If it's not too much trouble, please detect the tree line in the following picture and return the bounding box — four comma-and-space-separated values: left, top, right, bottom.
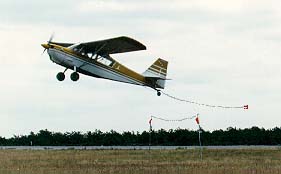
0, 127, 280, 146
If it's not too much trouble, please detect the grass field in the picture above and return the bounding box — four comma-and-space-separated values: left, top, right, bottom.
0, 148, 280, 174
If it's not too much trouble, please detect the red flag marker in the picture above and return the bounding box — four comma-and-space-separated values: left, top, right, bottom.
149, 118, 152, 125
195, 117, 199, 125
244, 105, 249, 110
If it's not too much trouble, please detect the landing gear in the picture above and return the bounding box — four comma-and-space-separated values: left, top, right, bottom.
70, 72, 79, 81
55, 67, 80, 82
157, 90, 161, 96
56, 72, 65, 81
56, 68, 67, 81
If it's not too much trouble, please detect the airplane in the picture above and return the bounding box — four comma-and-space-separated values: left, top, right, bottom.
41, 36, 168, 96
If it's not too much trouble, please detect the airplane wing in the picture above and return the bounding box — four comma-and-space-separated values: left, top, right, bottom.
73, 36, 146, 55
49, 42, 74, 47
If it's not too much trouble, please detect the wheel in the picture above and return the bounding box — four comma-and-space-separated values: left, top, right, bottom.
157, 91, 161, 96
70, 72, 79, 81
56, 72, 65, 81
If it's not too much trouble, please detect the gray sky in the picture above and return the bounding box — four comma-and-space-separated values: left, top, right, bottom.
0, 0, 280, 137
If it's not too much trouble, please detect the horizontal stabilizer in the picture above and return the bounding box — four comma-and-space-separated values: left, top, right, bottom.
145, 76, 170, 81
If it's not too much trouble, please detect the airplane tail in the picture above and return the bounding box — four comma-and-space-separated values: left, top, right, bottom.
142, 58, 168, 89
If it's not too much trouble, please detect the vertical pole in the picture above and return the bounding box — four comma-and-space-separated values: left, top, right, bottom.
149, 116, 152, 151
198, 125, 203, 160
195, 113, 202, 160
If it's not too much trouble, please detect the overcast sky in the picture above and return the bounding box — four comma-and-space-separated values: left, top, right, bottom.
0, 0, 280, 137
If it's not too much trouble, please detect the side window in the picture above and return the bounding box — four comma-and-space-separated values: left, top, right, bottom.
97, 58, 114, 67
87, 53, 93, 58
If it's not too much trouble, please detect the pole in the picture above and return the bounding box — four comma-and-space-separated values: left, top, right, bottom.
198, 125, 203, 160
149, 116, 152, 151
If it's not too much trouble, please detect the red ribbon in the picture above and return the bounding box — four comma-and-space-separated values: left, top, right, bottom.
195, 117, 199, 124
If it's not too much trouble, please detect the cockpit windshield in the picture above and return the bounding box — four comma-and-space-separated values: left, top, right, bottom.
68, 43, 80, 51
68, 43, 89, 57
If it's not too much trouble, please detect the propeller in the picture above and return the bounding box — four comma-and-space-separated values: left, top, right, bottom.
42, 33, 55, 54
48, 32, 55, 44
42, 48, 47, 55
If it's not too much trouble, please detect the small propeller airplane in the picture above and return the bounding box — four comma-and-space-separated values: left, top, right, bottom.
41, 36, 168, 96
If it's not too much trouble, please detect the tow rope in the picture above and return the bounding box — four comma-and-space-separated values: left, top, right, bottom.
161, 91, 248, 110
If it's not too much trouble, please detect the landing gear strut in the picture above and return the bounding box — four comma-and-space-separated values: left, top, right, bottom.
157, 90, 161, 96
70, 66, 79, 81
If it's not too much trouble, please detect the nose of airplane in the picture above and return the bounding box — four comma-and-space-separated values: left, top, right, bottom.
41, 43, 49, 49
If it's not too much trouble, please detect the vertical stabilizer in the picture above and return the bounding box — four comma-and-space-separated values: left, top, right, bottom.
143, 58, 168, 89
143, 58, 168, 78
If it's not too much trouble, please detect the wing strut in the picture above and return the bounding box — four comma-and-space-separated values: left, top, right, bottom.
94, 43, 107, 56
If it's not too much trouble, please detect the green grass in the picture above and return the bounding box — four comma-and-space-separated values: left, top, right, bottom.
0, 148, 280, 174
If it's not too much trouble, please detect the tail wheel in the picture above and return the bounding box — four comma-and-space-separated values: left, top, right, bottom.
56, 72, 65, 81
157, 91, 161, 96
70, 72, 79, 81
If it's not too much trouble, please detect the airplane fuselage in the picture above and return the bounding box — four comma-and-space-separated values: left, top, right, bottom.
46, 44, 148, 87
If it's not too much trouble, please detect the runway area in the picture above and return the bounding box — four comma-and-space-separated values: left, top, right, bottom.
0, 145, 280, 150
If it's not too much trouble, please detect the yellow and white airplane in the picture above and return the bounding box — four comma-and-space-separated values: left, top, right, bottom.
41, 36, 168, 96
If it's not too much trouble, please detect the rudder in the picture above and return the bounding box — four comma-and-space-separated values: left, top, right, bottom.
143, 58, 168, 89
143, 58, 168, 79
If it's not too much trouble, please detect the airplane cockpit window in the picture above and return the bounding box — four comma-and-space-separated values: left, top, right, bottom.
68, 44, 91, 58
72, 48, 78, 52
87, 53, 93, 58
97, 57, 114, 67
68, 43, 114, 67
68, 43, 80, 50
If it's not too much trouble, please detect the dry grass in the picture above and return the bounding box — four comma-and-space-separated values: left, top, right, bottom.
0, 148, 280, 174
